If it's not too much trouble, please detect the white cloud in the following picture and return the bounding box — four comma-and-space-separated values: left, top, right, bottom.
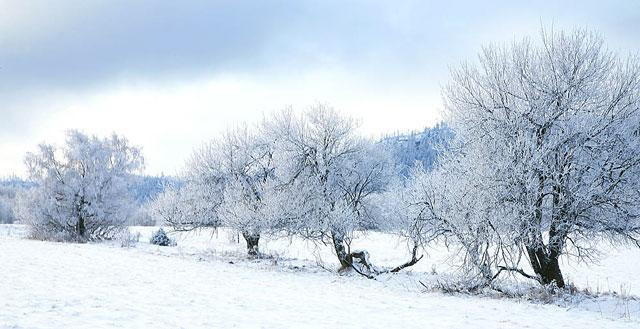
1, 69, 442, 176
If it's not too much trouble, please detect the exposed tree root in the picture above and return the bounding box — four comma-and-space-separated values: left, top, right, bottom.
332, 233, 423, 279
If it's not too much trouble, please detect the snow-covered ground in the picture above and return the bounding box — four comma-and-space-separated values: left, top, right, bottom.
1, 224, 639, 328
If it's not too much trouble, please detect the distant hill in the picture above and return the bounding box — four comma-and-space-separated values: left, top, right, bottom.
379, 123, 454, 175
130, 175, 180, 204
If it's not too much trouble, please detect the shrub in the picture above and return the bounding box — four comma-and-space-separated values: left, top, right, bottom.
119, 229, 141, 248
150, 228, 174, 246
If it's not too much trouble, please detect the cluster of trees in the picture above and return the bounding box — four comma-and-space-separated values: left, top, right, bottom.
152, 107, 399, 271
151, 29, 640, 286
14, 28, 640, 288
0, 191, 16, 224
0, 177, 34, 223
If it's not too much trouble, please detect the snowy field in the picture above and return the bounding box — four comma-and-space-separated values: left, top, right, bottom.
1, 224, 640, 329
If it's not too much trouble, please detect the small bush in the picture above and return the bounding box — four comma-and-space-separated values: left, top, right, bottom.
119, 229, 141, 248
150, 228, 174, 246
30, 228, 78, 243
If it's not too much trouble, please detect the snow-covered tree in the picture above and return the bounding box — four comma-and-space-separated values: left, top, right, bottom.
270, 106, 396, 271
149, 181, 222, 232
185, 124, 280, 255
442, 28, 640, 287
20, 130, 144, 241
384, 140, 524, 287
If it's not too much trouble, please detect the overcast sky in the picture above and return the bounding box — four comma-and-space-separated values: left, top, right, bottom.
1, 0, 639, 177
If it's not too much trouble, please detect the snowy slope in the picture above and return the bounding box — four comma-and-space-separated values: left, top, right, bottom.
1, 225, 639, 329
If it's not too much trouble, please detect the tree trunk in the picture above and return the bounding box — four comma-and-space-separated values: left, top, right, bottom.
331, 231, 376, 278
77, 217, 86, 238
542, 256, 565, 287
75, 195, 86, 239
526, 246, 565, 288
527, 173, 566, 288
331, 231, 351, 269
242, 232, 260, 256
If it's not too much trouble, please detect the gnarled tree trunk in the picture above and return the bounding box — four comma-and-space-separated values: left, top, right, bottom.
242, 231, 260, 256
526, 175, 566, 288
526, 245, 565, 288
331, 231, 351, 268
330, 231, 375, 278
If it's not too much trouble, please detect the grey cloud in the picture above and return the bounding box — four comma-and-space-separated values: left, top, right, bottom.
2, 1, 638, 91
1, 0, 638, 138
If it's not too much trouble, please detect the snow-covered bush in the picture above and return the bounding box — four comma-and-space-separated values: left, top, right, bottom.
19, 130, 144, 242
119, 229, 141, 248
150, 228, 174, 246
